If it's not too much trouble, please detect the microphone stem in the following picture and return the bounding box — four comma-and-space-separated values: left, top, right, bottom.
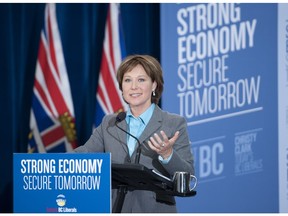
115, 121, 141, 164
135, 147, 141, 164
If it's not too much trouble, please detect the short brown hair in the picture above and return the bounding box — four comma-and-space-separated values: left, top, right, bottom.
117, 55, 164, 104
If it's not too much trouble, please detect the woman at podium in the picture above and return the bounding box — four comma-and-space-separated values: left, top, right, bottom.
74, 54, 195, 213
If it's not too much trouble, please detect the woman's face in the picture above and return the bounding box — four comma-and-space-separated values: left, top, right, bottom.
122, 64, 157, 113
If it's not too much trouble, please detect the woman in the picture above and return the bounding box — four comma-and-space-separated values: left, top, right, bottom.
75, 54, 194, 213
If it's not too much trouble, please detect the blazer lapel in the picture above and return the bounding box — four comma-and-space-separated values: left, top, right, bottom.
139, 105, 162, 144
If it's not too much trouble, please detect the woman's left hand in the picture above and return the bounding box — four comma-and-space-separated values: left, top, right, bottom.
148, 130, 179, 159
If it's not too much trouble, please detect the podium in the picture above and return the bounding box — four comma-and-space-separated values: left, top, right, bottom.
112, 163, 196, 213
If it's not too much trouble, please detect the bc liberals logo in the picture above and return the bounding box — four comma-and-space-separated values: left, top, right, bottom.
46, 194, 77, 213
56, 194, 66, 207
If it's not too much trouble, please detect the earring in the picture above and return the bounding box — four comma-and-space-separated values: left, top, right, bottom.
152, 91, 156, 97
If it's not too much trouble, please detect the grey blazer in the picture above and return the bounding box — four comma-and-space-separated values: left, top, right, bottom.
75, 105, 194, 213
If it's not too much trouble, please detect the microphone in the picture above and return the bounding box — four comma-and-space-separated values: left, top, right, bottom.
115, 112, 142, 164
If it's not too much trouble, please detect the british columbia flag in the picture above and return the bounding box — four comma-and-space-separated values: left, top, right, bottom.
94, 3, 127, 126
28, 3, 77, 153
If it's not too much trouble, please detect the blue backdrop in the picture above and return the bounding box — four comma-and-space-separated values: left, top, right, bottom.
161, 3, 287, 213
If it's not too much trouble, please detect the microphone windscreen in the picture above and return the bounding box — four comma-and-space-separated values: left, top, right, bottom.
116, 112, 126, 122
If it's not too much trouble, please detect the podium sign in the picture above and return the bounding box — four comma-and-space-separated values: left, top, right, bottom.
13, 153, 111, 213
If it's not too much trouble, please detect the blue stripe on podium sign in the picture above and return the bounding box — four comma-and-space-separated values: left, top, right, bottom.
13, 153, 111, 213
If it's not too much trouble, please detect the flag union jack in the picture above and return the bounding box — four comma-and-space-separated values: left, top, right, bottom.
95, 3, 127, 127
28, 3, 77, 153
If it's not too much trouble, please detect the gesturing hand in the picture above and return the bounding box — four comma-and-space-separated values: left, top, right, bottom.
148, 130, 180, 159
